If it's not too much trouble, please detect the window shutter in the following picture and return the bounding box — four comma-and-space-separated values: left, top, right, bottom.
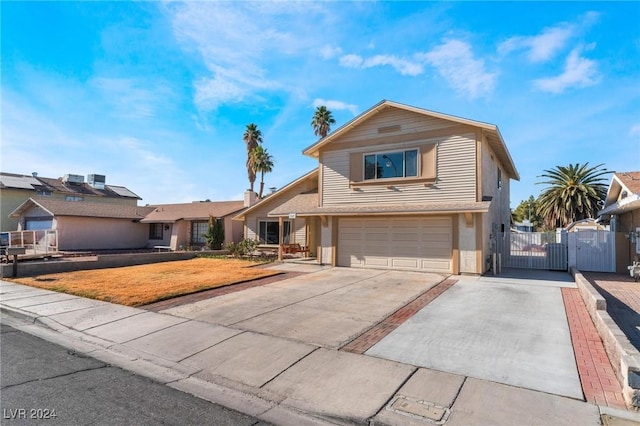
420, 144, 437, 179
350, 152, 363, 182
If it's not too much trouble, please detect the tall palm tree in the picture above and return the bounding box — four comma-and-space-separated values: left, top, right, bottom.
250, 146, 274, 199
536, 163, 610, 228
243, 123, 263, 192
311, 106, 335, 138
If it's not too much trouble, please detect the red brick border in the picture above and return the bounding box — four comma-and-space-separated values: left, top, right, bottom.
341, 278, 457, 354
562, 287, 626, 408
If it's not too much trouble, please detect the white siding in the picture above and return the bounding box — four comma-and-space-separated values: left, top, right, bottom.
322, 134, 477, 206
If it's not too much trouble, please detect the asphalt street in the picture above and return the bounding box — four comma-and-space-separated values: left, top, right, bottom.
0, 323, 268, 426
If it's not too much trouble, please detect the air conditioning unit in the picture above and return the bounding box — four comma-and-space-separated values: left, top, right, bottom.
88, 174, 106, 189
62, 174, 84, 184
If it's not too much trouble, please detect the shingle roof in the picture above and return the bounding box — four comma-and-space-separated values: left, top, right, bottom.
0, 172, 141, 200
615, 172, 640, 194
140, 201, 245, 223
269, 197, 491, 217
9, 198, 154, 220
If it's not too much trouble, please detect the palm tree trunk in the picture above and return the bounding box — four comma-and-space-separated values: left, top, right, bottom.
258, 171, 265, 199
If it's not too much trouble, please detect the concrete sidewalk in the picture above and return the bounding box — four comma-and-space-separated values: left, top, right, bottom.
0, 278, 634, 426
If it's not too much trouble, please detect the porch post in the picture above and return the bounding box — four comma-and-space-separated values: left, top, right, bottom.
278, 216, 284, 261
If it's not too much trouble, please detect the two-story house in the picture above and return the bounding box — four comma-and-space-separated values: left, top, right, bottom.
235, 100, 519, 275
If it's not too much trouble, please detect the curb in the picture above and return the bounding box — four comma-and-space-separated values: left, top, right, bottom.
0, 302, 345, 426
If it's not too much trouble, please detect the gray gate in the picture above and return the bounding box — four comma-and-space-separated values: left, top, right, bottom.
497, 232, 568, 271
569, 230, 616, 273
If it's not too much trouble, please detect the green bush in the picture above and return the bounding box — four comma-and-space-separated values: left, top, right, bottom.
203, 217, 225, 250
225, 238, 259, 258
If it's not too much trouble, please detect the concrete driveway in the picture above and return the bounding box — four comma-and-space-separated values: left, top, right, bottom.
366, 269, 583, 399
162, 266, 445, 348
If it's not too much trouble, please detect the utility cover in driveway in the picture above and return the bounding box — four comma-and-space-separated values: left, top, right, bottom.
366, 277, 583, 399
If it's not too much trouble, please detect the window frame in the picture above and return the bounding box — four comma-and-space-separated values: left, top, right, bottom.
362, 148, 419, 181
190, 221, 209, 245
149, 223, 163, 240
65, 195, 84, 202
258, 220, 291, 245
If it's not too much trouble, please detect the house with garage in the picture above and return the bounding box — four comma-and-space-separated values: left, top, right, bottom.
140, 201, 245, 251
598, 171, 640, 273
9, 197, 154, 251
0, 172, 140, 232
235, 100, 519, 274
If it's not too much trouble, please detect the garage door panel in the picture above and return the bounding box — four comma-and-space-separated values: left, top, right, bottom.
338, 216, 452, 273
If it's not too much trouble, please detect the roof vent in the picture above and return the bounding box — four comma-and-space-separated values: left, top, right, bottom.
32, 172, 38, 177
88, 174, 106, 189
62, 174, 84, 184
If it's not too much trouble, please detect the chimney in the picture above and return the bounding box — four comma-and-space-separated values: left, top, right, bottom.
244, 190, 257, 207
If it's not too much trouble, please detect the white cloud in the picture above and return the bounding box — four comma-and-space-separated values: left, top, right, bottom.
339, 53, 423, 76
498, 12, 600, 63
418, 40, 496, 99
312, 98, 358, 115
339, 54, 364, 68
499, 26, 573, 63
534, 47, 599, 93
630, 124, 640, 136
91, 77, 168, 119
164, 2, 332, 111
320, 44, 343, 59
194, 76, 245, 110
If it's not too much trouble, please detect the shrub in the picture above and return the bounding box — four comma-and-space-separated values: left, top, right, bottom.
225, 238, 259, 258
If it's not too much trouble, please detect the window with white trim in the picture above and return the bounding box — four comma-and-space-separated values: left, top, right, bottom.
364, 149, 418, 180
258, 220, 291, 244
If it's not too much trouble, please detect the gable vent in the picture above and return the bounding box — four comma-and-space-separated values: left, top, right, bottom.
378, 125, 401, 134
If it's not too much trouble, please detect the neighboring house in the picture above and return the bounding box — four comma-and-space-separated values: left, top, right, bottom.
235, 100, 519, 274
140, 201, 245, 250
0, 172, 140, 232
9, 198, 154, 250
565, 218, 607, 232
598, 171, 640, 273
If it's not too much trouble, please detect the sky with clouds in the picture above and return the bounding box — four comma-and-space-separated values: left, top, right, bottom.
2, 1, 639, 208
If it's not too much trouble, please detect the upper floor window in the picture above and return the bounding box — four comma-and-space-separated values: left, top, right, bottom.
65, 195, 84, 201
497, 168, 502, 190
36, 190, 52, 196
363, 149, 418, 180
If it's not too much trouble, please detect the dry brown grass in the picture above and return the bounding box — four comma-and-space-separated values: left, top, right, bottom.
8, 258, 279, 306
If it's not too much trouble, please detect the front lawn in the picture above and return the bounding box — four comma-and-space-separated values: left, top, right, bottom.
8, 258, 279, 306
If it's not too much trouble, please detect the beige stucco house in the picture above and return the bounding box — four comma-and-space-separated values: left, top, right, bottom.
140, 201, 245, 251
0, 172, 140, 232
235, 100, 519, 275
599, 171, 640, 273
10, 198, 154, 250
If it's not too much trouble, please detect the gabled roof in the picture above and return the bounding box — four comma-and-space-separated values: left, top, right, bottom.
232, 168, 319, 221
302, 99, 519, 181
0, 172, 141, 200
599, 171, 640, 218
140, 201, 245, 223
9, 198, 154, 220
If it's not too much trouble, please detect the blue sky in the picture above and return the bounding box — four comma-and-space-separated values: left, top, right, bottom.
2, 1, 639, 208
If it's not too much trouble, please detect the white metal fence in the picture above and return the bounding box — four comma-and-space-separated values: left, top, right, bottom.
497, 230, 616, 273
569, 230, 616, 273
497, 232, 568, 270
1, 230, 59, 256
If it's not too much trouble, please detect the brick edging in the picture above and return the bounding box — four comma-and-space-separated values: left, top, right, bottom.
572, 268, 640, 408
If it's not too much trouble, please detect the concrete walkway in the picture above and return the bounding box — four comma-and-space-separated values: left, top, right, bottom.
1, 267, 637, 425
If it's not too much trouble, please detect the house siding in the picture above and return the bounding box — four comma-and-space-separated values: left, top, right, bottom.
243, 178, 317, 244
321, 134, 477, 206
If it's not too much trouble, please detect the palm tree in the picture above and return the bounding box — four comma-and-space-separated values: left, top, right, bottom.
243, 123, 263, 192
311, 105, 335, 138
251, 146, 274, 199
536, 163, 610, 228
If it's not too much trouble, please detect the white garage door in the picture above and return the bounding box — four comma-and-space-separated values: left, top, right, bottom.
338, 216, 452, 273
